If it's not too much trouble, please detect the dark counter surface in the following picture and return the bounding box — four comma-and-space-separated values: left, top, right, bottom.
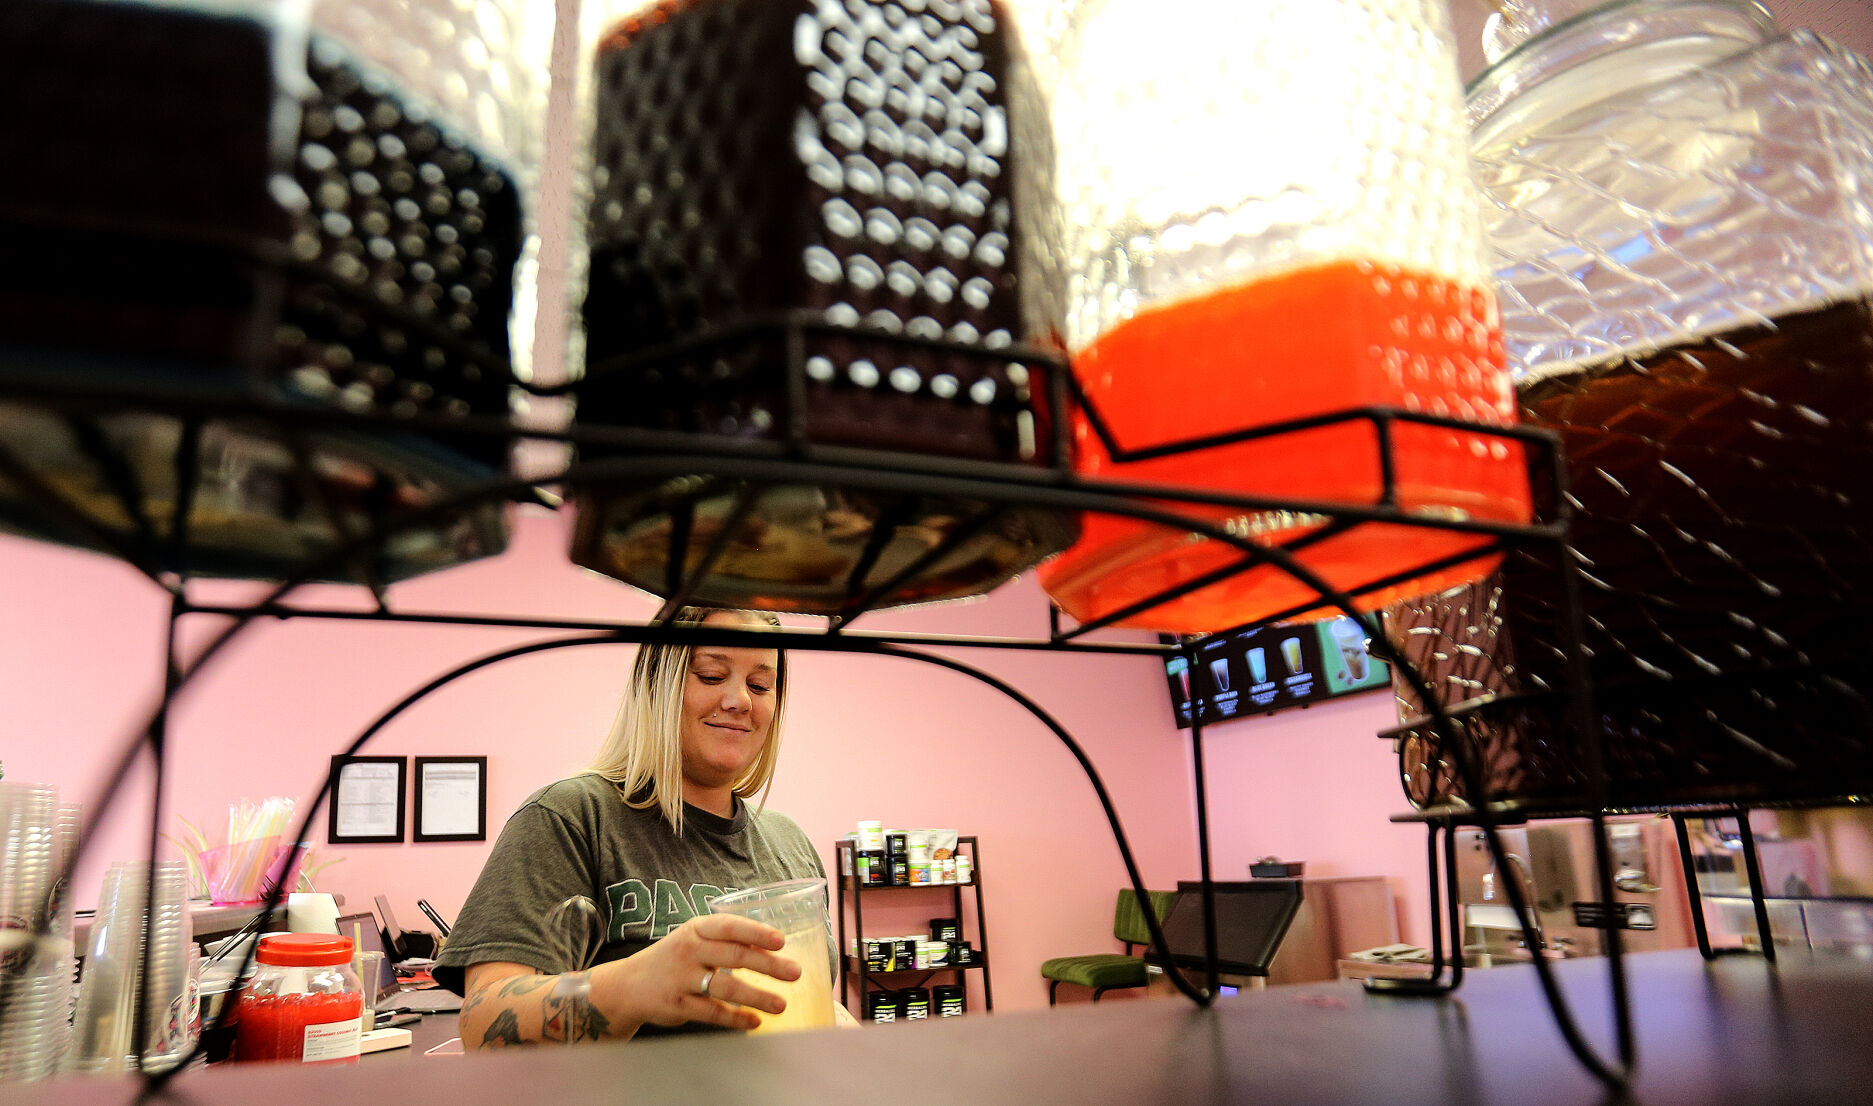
19, 949, 1872, 1105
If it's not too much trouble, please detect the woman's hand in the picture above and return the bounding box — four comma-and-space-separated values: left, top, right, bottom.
459, 915, 803, 1048
588, 913, 802, 1035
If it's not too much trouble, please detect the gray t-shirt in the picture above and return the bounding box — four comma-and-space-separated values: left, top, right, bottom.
433, 773, 827, 1031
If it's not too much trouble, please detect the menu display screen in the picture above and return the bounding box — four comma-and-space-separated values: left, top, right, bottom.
1163, 615, 1391, 728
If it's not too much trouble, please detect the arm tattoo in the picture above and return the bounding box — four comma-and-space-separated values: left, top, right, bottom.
470, 969, 611, 1047
481, 1008, 524, 1048
495, 974, 552, 1000
544, 971, 611, 1043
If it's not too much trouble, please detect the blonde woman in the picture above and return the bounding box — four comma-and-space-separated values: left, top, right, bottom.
436, 607, 838, 1047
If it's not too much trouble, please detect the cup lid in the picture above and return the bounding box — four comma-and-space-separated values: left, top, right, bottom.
256, 933, 355, 967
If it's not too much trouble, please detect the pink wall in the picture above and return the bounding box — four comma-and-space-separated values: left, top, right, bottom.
1196, 693, 1427, 947
0, 509, 1426, 1014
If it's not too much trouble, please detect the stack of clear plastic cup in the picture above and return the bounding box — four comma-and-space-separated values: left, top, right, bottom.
66, 863, 145, 1074
0, 936, 75, 1082
138, 862, 193, 1072
0, 782, 71, 1083
49, 806, 81, 940
0, 783, 58, 932
66, 861, 194, 1075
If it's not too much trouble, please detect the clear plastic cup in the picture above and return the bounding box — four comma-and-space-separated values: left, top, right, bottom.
68, 863, 147, 1074
140, 861, 193, 1072
707, 879, 835, 1035
356, 950, 384, 1035
65, 860, 194, 1074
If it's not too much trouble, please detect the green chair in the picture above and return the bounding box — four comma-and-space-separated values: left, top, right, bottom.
1041, 888, 1178, 1005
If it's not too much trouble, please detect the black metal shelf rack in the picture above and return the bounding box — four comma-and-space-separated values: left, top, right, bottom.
834, 837, 992, 1019
1, 313, 1633, 1090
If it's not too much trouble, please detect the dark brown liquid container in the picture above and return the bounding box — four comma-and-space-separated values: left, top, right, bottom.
0, 0, 530, 583
1391, 300, 1873, 808
568, 0, 1074, 615
1386, 3, 1873, 810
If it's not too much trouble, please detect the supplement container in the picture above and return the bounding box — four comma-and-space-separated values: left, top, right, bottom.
1388, 0, 1873, 809
914, 939, 950, 969
234, 933, 363, 1064
864, 990, 902, 1023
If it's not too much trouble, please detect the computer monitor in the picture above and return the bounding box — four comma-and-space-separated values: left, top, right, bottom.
337, 911, 399, 1001
1154, 880, 1305, 976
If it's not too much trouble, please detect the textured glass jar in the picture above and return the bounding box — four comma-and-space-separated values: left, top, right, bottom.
1388, 0, 1873, 809
564, 0, 1076, 615
0, 0, 550, 584
233, 934, 363, 1064
1028, 0, 1531, 633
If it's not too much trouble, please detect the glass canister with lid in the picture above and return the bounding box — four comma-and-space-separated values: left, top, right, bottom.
233, 933, 364, 1064
0, 0, 551, 584
1388, 0, 1873, 809
1027, 0, 1532, 633
564, 0, 1077, 616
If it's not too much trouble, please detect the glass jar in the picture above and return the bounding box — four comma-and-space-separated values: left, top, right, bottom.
234, 933, 363, 1064
0, 0, 550, 584
1028, 0, 1531, 632
1388, 0, 1873, 809
564, 0, 1076, 615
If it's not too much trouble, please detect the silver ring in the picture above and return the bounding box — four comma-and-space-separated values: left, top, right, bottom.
697, 968, 716, 997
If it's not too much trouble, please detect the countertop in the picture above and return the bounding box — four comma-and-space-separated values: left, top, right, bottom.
17, 949, 1873, 1105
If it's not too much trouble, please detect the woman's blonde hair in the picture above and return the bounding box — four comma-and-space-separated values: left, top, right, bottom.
585, 606, 787, 834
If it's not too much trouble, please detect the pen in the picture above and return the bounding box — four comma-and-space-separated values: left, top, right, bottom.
416, 898, 452, 937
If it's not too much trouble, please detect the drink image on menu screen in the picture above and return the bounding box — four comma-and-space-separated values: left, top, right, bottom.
1161, 615, 1390, 728
1329, 617, 1369, 681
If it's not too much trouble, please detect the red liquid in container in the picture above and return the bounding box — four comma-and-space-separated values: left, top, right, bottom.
1038, 259, 1532, 632
231, 933, 363, 1064
234, 991, 364, 1064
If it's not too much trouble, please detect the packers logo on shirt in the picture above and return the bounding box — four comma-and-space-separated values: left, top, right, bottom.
605, 878, 736, 941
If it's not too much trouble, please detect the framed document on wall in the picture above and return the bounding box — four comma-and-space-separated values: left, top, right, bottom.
328, 756, 407, 844
413, 756, 487, 842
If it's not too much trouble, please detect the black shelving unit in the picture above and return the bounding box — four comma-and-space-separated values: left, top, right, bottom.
834, 836, 992, 1020
2, 311, 1634, 1093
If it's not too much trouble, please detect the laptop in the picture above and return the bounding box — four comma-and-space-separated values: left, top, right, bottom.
1151, 880, 1305, 977
339, 908, 463, 1014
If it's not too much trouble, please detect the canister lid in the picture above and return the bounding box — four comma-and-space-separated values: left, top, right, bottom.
256, 933, 355, 967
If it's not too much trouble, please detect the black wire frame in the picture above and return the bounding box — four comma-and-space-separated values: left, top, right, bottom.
0, 315, 1630, 1091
